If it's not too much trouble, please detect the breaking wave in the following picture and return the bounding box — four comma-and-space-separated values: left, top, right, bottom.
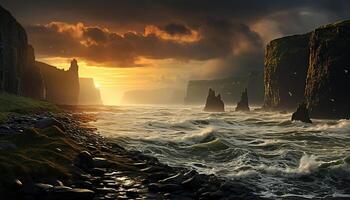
90, 105, 350, 199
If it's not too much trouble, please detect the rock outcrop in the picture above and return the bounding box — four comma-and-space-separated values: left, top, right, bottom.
305, 21, 350, 119
235, 88, 250, 111
263, 34, 310, 110
204, 88, 225, 112
291, 102, 312, 123
0, 6, 44, 98
263, 20, 350, 119
79, 78, 103, 105
185, 72, 264, 105
38, 60, 80, 105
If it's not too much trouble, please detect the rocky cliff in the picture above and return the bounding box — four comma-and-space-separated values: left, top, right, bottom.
264, 20, 350, 118
38, 60, 80, 105
263, 34, 310, 110
305, 20, 350, 118
0, 6, 44, 98
184, 72, 263, 105
79, 78, 103, 105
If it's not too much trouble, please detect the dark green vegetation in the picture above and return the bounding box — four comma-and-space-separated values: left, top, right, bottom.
0, 93, 57, 122
0, 126, 83, 191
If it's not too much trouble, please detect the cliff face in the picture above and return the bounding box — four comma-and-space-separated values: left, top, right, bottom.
79, 78, 103, 105
0, 6, 44, 98
305, 21, 350, 118
38, 60, 80, 105
184, 72, 263, 105
264, 20, 350, 118
263, 34, 310, 110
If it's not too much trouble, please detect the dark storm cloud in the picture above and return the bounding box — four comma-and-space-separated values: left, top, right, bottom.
1, 0, 350, 73
26, 19, 262, 67
162, 24, 191, 36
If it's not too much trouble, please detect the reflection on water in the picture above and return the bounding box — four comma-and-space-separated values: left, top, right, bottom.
87, 105, 350, 199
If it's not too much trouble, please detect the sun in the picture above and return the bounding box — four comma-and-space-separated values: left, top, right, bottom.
95, 82, 101, 88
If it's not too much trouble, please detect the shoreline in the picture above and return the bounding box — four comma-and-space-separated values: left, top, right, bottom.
0, 109, 265, 200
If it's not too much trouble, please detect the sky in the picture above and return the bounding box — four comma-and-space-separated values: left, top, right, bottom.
1, 0, 350, 104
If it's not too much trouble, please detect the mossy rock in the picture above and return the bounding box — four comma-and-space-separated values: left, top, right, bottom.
0, 126, 84, 191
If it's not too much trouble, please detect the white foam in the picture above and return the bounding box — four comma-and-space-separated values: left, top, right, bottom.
181, 127, 215, 144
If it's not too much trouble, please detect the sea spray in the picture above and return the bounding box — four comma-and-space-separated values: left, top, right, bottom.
89, 105, 350, 198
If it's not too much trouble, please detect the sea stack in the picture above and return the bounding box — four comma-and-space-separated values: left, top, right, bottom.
204, 88, 225, 112
291, 102, 312, 123
235, 88, 250, 111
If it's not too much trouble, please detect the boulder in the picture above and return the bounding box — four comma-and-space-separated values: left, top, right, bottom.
291, 102, 312, 123
203, 88, 225, 112
34, 118, 64, 130
235, 88, 250, 111
74, 151, 94, 170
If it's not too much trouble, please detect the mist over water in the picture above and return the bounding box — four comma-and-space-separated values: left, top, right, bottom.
88, 105, 350, 199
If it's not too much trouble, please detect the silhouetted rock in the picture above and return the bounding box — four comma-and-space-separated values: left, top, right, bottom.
38, 59, 80, 105
204, 88, 225, 112
263, 19, 350, 119
235, 88, 250, 111
263, 34, 310, 110
0, 6, 44, 98
184, 72, 264, 105
291, 102, 312, 123
305, 20, 350, 119
79, 78, 102, 105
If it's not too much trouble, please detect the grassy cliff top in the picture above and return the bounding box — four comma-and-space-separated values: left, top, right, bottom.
318, 19, 350, 30
0, 93, 58, 122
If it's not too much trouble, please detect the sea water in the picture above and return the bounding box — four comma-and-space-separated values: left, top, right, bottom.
87, 105, 350, 199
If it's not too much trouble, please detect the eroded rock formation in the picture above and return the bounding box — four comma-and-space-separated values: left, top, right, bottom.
185, 72, 264, 105
235, 88, 250, 112
79, 78, 103, 105
305, 21, 350, 119
204, 88, 225, 112
38, 60, 80, 105
291, 102, 312, 123
0, 6, 44, 98
264, 20, 350, 119
263, 34, 310, 110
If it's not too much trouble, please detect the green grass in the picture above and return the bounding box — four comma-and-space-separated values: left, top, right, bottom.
0, 93, 59, 122
0, 126, 84, 191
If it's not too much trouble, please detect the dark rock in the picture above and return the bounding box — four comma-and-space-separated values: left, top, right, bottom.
47, 187, 94, 200
235, 88, 250, 111
263, 34, 310, 110
0, 6, 44, 98
263, 19, 350, 119
184, 72, 264, 105
37, 59, 79, 105
34, 183, 54, 193
0, 141, 17, 150
291, 102, 312, 123
91, 168, 107, 176
203, 88, 225, 112
92, 157, 113, 168
74, 151, 94, 169
34, 118, 64, 130
305, 20, 350, 119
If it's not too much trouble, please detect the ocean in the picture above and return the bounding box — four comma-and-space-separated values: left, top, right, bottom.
87, 105, 350, 199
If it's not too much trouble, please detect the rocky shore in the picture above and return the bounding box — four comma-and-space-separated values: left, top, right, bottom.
0, 110, 264, 200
